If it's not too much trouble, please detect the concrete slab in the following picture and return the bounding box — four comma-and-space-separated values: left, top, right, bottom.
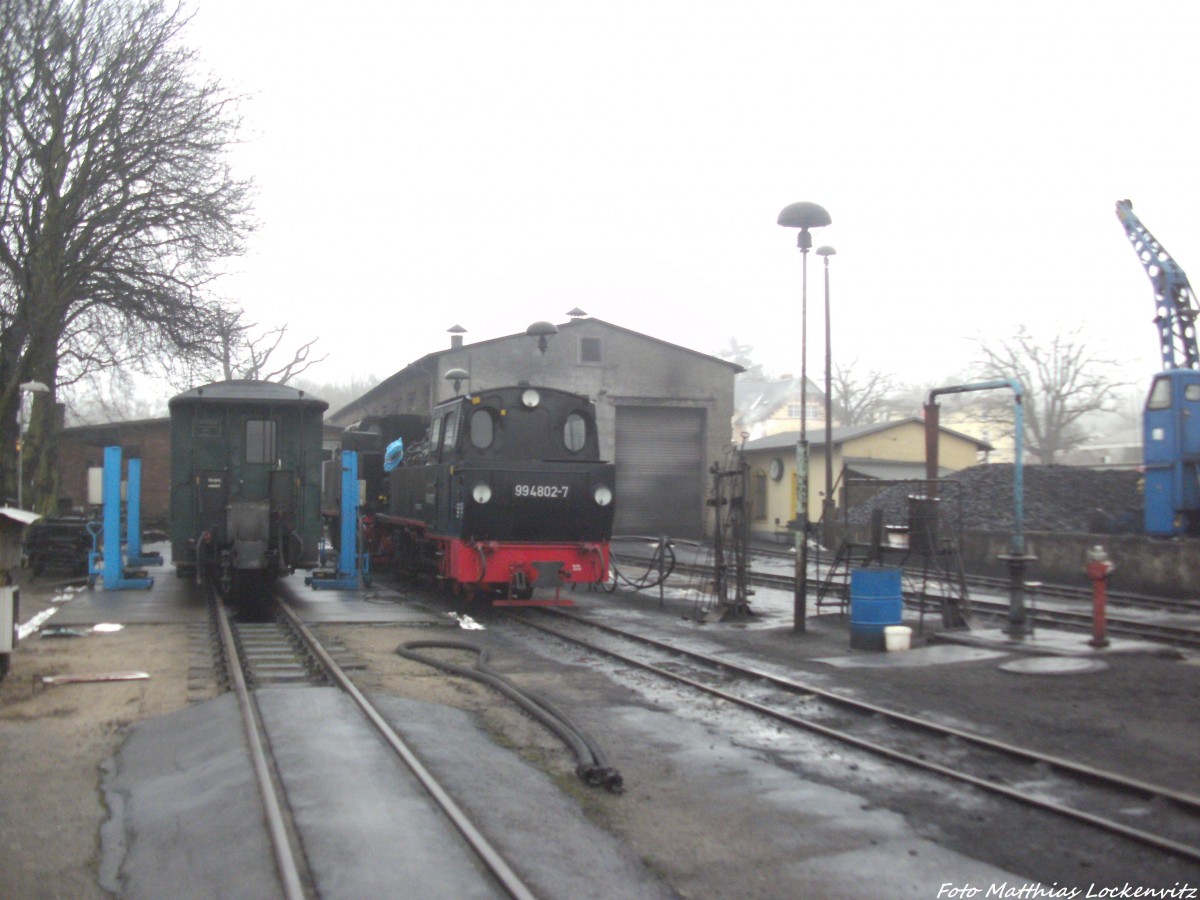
932, 627, 1177, 658
102, 687, 672, 900
43, 541, 445, 629
813, 644, 1008, 668
50, 544, 206, 626
277, 576, 446, 625
99, 693, 277, 898
256, 688, 502, 899
998, 657, 1109, 675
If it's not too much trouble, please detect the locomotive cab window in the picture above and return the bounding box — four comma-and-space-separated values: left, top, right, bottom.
441, 409, 460, 456
563, 412, 588, 452
245, 419, 276, 464
470, 408, 495, 449
429, 415, 443, 455
1147, 376, 1172, 411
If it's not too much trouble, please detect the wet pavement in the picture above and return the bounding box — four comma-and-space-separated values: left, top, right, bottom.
18, 541, 1200, 896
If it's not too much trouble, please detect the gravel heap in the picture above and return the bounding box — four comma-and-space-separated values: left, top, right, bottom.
845, 464, 1143, 534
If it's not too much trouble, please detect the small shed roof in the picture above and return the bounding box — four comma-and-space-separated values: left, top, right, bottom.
0, 508, 42, 527
741, 417, 993, 452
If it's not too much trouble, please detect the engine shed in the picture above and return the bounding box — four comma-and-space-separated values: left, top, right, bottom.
328, 316, 741, 539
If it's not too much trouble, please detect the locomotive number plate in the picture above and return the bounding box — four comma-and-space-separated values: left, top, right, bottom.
514, 484, 569, 499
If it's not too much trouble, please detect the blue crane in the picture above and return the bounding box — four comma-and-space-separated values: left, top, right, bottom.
1115, 200, 1200, 535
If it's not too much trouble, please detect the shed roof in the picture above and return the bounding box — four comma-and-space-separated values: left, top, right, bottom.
843, 458, 953, 480
330, 317, 743, 423
740, 417, 993, 452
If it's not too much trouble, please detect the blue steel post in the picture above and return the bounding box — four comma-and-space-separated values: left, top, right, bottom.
97, 446, 152, 590
339, 450, 358, 578
102, 446, 121, 586
306, 450, 364, 590
124, 458, 162, 568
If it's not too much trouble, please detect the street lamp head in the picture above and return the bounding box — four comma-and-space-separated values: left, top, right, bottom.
777, 202, 831, 251
526, 320, 558, 355
444, 367, 470, 396
815, 245, 836, 258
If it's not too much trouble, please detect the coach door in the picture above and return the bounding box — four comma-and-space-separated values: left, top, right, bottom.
197, 471, 230, 541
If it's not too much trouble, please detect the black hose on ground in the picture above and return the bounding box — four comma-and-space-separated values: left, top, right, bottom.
605, 538, 677, 593
394, 639, 624, 793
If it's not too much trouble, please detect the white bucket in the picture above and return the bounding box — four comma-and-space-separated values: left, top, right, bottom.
884, 625, 912, 652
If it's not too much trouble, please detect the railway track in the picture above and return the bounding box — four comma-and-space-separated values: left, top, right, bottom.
612, 548, 1200, 649
509, 606, 1200, 866
209, 588, 537, 900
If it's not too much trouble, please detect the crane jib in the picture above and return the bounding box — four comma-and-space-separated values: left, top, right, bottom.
1115, 199, 1200, 372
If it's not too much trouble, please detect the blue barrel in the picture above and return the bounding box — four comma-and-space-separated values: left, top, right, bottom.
849, 567, 903, 650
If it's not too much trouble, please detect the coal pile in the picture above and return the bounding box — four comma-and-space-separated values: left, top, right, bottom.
845, 465, 1143, 534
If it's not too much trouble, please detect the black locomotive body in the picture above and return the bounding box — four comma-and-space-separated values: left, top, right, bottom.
367, 385, 615, 600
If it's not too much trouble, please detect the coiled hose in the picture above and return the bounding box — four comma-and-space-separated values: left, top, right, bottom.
605, 538, 677, 593
395, 639, 624, 793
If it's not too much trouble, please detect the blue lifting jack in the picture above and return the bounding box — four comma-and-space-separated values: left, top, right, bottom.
306, 450, 370, 590
88, 446, 153, 590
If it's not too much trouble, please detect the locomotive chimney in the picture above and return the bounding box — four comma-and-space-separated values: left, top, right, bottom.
448, 323, 467, 349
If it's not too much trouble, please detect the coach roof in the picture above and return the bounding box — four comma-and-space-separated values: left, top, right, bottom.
168, 379, 328, 412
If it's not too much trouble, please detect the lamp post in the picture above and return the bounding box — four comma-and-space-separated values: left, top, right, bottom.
816, 245, 837, 548
777, 202, 831, 633
17, 380, 49, 510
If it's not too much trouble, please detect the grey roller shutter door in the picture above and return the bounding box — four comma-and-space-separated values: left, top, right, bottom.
614, 406, 705, 538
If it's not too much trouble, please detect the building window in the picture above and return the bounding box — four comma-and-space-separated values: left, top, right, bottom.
786, 402, 803, 418
245, 420, 276, 464
753, 472, 767, 520
579, 336, 603, 365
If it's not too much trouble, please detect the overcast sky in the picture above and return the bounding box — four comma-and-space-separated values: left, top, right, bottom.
185, 0, 1200, 394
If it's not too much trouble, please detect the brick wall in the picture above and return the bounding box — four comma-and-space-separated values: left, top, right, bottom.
56, 419, 171, 528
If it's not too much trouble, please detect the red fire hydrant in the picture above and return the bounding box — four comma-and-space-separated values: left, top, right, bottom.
1085, 545, 1114, 648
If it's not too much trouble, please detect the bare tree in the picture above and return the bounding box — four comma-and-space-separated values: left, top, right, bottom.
830, 359, 901, 426
163, 306, 327, 389
971, 326, 1126, 463
717, 336, 766, 379
0, 0, 252, 509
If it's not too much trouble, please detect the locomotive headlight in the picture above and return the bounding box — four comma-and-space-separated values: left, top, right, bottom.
521, 388, 540, 408
471, 483, 493, 504
593, 484, 613, 507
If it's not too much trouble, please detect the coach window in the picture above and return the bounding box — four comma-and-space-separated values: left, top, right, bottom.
563, 412, 587, 452
246, 419, 276, 464
470, 408, 495, 449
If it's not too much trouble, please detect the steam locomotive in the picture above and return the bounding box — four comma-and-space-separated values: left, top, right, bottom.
332, 384, 615, 601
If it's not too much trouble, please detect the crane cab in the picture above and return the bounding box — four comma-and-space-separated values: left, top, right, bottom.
1143, 369, 1200, 535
